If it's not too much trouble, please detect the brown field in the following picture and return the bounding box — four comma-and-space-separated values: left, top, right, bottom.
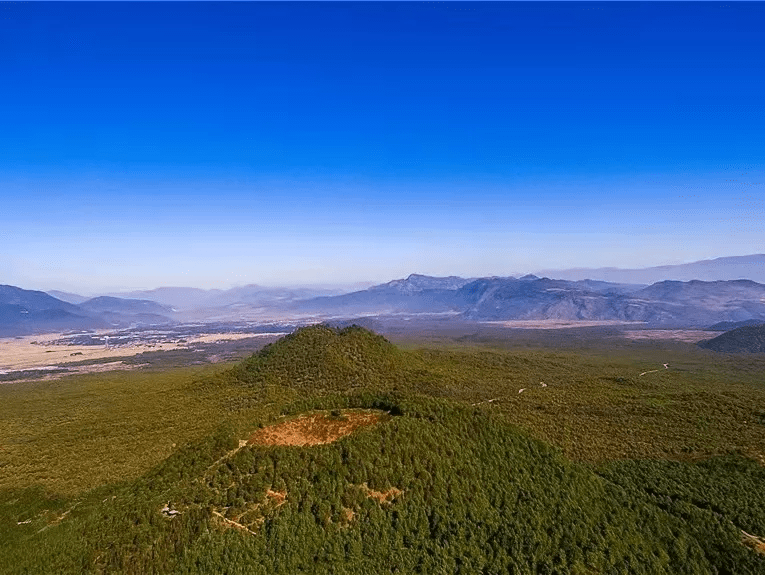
621, 329, 717, 343
0, 332, 278, 379
248, 409, 385, 447
482, 320, 645, 329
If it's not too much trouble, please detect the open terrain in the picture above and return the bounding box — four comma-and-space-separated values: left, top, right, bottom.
1, 325, 764, 573
0, 325, 290, 383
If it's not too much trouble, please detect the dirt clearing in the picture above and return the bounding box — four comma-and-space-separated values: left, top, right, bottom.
360, 483, 403, 503
742, 530, 765, 555
248, 409, 385, 447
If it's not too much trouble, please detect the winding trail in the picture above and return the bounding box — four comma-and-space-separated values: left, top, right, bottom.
202, 440, 248, 480
640, 364, 670, 377
212, 510, 256, 535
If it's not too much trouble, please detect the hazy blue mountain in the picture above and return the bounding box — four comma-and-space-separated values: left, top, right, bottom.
635, 279, 765, 301
699, 325, 765, 353
107, 287, 221, 310
296, 289, 460, 316
0, 287, 181, 335
454, 277, 664, 322
297, 276, 765, 327
368, 273, 474, 294
8, 270, 765, 335
571, 279, 646, 294
0, 285, 106, 336
47, 290, 90, 305
630, 280, 765, 325
112, 284, 353, 312
78, 296, 176, 327
460, 278, 765, 324
536, 254, 765, 284
209, 284, 348, 308
296, 274, 467, 315
458, 277, 601, 320
80, 296, 173, 316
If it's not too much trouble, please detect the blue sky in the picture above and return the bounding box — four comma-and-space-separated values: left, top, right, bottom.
1, 2, 763, 293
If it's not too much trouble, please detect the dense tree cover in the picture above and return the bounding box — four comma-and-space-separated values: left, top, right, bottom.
231, 325, 405, 392
3, 395, 764, 573
599, 456, 765, 575
2, 326, 764, 574
4, 325, 764, 496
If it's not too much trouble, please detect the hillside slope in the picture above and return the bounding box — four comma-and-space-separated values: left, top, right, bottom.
79, 296, 176, 326
7, 395, 761, 574
699, 325, 765, 353
232, 324, 403, 391
0, 285, 105, 336
2, 326, 764, 574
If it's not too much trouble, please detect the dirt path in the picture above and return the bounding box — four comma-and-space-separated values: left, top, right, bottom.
212, 510, 256, 535
202, 439, 249, 479
640, 362, 671, 377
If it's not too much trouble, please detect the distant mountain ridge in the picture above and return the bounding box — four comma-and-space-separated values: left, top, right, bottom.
47, 290, 90, 305
108, 284, 353, 311
297, 274, 468, 316
0, 285, 106, 336
369, 274, 474, 294
80, 296, 173, 316
707, 319, 765, 331
107, 287, 216, 309
78, 296, 176, 327
0, 286, 176, 336
297, 275, 765, 327
536, 254, 765, 284
2, 254, 764, 335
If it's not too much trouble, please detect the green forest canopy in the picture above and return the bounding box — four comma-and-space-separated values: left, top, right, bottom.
1, 325, 764, 574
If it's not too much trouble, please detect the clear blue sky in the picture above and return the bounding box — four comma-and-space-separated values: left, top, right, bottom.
1, 2, 763, 293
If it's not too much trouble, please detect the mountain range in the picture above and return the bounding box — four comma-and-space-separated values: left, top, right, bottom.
3, 255, 765, 336
536, 254, 765, 284
0, 286, 176, 336
295, 275, 765, 327
105, 284, 353, 312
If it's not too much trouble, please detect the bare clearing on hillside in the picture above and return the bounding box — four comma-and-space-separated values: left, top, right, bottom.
248, 410, 385, 447
360, 483, 403, 503
742, 530, 765, 555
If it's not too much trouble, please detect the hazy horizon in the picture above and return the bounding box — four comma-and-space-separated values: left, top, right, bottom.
3, 3, 763, 294
21, 252, 765, 298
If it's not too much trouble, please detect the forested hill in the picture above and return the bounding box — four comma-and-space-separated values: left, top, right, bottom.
700, 325, 765, 353
231, 324, 403, 391
2, 325, 764, 574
